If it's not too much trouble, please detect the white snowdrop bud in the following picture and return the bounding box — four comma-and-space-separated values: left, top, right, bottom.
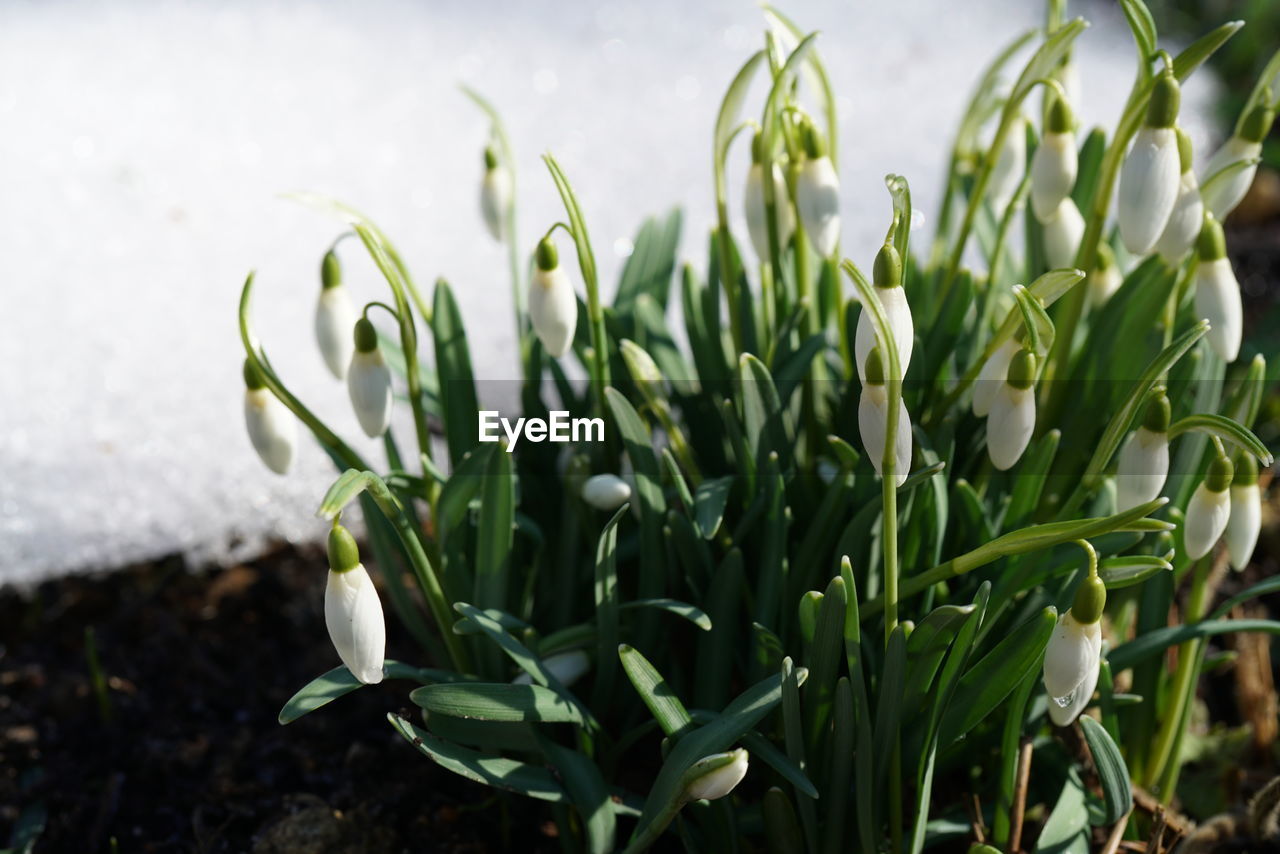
480, 147, 513, 242
1042, 197, 1085, 270
528, 237, 579, 358
1155, 130, 1204, 263
1043, 576, 1104, 727
513, 650, 591, 687
795, 120, 840, 257
1184, 450, 1234, 560
1201, 104, 1274, 220
347, 318, 394, 438
1226, 455, 1261, 571
743, 133, 795, 262
324, 523, 386, 685
987, 349, 1037, 471
315, 250, 357, 380
988, 113, 1027, 213
1086, 243, 1123, 308
1114, 391, 1171, 513
972, 337, 1019, 418
1030, 97, 1077, 222
854, 243, 914, 382
1194, 217, 1242, 363
1117, 72, 1182, 255
243, 360, 297, 475
857, 347, 912, 487
684, 748, 749, 802
581, 473, 632, 511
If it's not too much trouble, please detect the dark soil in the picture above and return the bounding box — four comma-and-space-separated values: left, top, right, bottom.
0, 546, 560, 853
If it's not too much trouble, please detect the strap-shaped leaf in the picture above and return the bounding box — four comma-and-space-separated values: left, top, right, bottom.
620, 599, 712, 631
619, 644, 694, 737
410, 683, 585, 725
694, 476, 734, 540
1079, 716, 1133, 824
432, 279, 480, 465
1167, 414, 1273, 465
1110, 619, 1280, 673
1098, 555, 1172, 589
279, 661, 462, 724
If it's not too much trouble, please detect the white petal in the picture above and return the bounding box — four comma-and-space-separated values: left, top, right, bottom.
987, 385, 1036, 471
1117, 127, 1181, 255
1154, 171, 1204, 263
743, 163, 794, 261
581, 474, 632, 511
972, 339, 1018, 417
858, 385, 911, 487
1043, 612, 1101, 700
1226, 483, 1261, 571
1195, 257, 1242, 363
989, 118, 1026, 212
325, 564, 386, 685
1030, 131, 1077, 222
1184, 482, 1231, 560
315, 286, 356, 379
1048, 648, 1100, 727
481, 166, 513, 241
528, 265, 579, 358
347, 349, 393, 437
1201, 137, 1261, 220
1114, 427, 1170, 513
685, 749, 749, 802
1042, 197, 1085, 270
854, 286, 914, 382
513, 650, 591, 687
244, 388, 297, 475
796, 156, 841, 257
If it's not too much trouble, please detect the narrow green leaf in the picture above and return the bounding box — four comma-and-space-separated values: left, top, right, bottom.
1167, 413, 1273, 465
411, 683, 585, 725
1098, 555, 1172, 589
1079, 716, 1133, 824
694, 476, 734, 540
619, 644, 694, 737
473, 447, 515, 611
621, 598, 712, 630
280, 661, 456, 724
432, 279, 481, 464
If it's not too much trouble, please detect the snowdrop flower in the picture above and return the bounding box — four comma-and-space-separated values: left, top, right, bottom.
1194, 216, 1243, 362
243, 359, 297, 475
795, 119, 840, 257
684, 748, 749, 802
1114, 389, 1171, 513
513, 650, 591, 687
858, 347, 912, 487
528, 236, 579, 358
324, 522, 386, 685
581, 473, 632, 511
1184, 448, 1234, 560
987, 349, 1038, 471
480, 146, 513, 242
854, 243, 914, 382
988, 113, 1027, 213
1030, 95, 1077, 223
314, 249, 357, 380
1117, 71, 1182, 255
1201, 104, 1275, 220
743, 132, 795, 262
347, 317, 393, 437
1226, 454, 1261, 571
1086, 242, 1123, 308
1042, 197, 1085, 269
1154, 129, 1204, 263
972, 337, 1019, 418
1043, 573, 1105, 727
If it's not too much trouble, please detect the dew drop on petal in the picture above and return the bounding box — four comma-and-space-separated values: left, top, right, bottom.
1052, 691, 1074, 708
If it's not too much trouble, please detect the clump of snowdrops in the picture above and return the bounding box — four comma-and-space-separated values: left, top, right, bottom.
237, 1, 1279, 851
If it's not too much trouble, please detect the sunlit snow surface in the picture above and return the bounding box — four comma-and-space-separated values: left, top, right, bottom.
0, 0, 1217, 585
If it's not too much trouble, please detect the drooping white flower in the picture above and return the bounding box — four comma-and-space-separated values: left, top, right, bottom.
315, 251, 357, 380
347, 318, 394, 437
857, 347, 912, 487
684, 748, 749, 802
972, 337, 1019, 418
1043, 608, 1102, 727
1226, 454, 1261, 571
1030, 96, 1077, 222
1184, 451, 1234, 560
795, 119, 840, 257
581, 473, 632, 511
243, 360, 297, 475
744, 146, 795, 263
1042, 197, 1085, 269
1154, 130, 1204, 263
528, 236, 579, 358
1201, 104, 1274, 220
1194, 217, 1243, 363
324, 523, 386, 685
988, 113, 1027, 213
1117, 72, 1182, 255
480, 146, 513, 242
986, 349, 1037, 471
513, 650, 591, 687
1114, 391, 1171, 513
854, 243, 913, 382
1086, 243, 1123, 308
